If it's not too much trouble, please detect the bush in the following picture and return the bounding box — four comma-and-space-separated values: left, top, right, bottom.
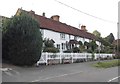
43, 38, 59, 53
43, 47, 59, 53
73, 47, 80, 53
2, 12, 43, 66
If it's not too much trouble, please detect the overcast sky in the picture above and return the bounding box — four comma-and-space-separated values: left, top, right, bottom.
0, 0, 119, 39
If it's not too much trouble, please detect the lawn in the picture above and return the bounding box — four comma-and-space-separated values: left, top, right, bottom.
93, 60, 120, 68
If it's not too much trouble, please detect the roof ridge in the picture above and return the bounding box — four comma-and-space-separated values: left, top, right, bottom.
16, 8, 97, 40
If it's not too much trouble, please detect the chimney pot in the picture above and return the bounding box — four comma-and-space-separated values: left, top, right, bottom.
81, 25, 87, 32
42, 12, 45, 17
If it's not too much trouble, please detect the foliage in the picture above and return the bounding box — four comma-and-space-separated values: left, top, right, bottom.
79, 45, 85, 53
97, 37, 114, 53
43, 38, 59, 53
73, 47, 80, 53
43, 47, 59, 53
86, 49, 93, 53
89, 40, 98, 52
93, 30, 101, 37
98, 37, 111, 47
78, 41, 83, 46
43, 38, 54, 47
93, 60, 120, 68
105, 33, 115, 44
2, 12, 43, 66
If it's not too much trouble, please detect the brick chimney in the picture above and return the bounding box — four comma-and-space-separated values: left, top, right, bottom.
42, 12, 45, 17
51, 15, 60, 21
81, 25, 87, 32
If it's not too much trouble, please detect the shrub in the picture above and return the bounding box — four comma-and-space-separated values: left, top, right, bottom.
73, 47, 80, 53
2, 12, 43, 66
43, 47, 59, 53
43, 38, 59, 53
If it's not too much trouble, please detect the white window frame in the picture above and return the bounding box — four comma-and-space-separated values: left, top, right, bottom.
60, 33, 66, 40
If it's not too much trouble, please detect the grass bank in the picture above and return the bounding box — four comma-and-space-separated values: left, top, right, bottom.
93, 60, 120, 68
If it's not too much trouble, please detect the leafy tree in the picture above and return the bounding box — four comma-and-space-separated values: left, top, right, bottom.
93, 30, 101, 37
98, 37, 111, 47
2, 12, 43, 66
89, 40, 98, 52
105, 33, 115, 44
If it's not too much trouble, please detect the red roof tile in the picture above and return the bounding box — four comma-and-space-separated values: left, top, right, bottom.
16, 9, 97, 40
35, 15, 96, 40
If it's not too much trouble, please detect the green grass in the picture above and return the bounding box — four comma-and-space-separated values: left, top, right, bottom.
93, 60, 120, 68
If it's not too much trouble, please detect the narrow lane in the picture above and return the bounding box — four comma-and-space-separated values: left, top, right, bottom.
2, 60, 119, 82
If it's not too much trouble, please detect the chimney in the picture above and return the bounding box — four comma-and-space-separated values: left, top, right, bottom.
51, 15, 60, 21
42, 12, 45, 17
81, 25, 87, 32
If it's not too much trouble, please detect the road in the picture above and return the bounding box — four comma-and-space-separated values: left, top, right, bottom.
2, 60, 119, 82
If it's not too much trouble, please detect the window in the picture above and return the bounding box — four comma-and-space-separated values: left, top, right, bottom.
57, 44, 60, 49
60, 33, 65, 40
61, 43, 66, 50
74, 36, 77, 40
69, 35, 71, 40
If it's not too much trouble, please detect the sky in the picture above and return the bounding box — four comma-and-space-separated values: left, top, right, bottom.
0, 0, 119, 39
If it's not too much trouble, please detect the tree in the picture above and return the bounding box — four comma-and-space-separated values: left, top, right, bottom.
93, 30, 101, 37
105, 33, 115, 44
2, 12, 43, 66
98, 37, 111, 47
89, 40, 98, 52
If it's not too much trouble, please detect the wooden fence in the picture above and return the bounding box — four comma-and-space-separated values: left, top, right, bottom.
37, 53, 115, 65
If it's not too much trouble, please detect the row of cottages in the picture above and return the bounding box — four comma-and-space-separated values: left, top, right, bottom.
16, 8, 100, 52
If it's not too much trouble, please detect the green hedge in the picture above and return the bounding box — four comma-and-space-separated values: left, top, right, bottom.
2, 12, 43, 66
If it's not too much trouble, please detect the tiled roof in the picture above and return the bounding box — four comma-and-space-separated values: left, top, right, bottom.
35, 15, 96, 40
17, 9, 97, 40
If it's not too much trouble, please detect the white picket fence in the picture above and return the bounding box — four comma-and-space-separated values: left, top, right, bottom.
37, 53, 115, 65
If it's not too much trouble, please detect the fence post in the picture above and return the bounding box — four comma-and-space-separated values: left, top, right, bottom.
60, 53, 62, 64
94, 53, 96, 60
85, 53, 87, 62
71, 53, 73, 63
45, 52, 48, 65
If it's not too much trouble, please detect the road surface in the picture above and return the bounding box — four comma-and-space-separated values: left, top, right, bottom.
2, 60, 119, 82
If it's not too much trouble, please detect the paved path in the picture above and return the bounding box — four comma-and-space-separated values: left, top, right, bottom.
2, 60, 119, 82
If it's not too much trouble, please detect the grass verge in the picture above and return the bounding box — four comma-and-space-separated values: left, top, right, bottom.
93, 60, 120, 68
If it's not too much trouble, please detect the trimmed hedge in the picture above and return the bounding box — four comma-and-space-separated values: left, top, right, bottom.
2, 12, 43, 66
